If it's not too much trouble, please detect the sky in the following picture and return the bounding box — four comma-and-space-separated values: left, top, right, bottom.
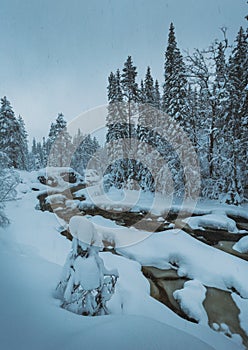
0, 0, 247, 141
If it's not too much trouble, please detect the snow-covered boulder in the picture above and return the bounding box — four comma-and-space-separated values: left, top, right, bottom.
37, 167, 84, 189
173, 280, 208, 325
183, 214, 239, 233
233, 235, 248, 253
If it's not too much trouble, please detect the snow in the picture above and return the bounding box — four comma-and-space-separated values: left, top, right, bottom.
173, 280, 208, 325
116, 229, 248, 298
38, 167, 84, 190
69, 216, 103, 248
74, 255, 102, 290
232, 293, 248, 336
46, 193, 67, 205
183, 213, 239, 233
233, 236, 248, 253
0, 171, 247, 349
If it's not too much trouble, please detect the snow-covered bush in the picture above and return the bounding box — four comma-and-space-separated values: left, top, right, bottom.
0, 152, 19, 226
55, 217, 118, 316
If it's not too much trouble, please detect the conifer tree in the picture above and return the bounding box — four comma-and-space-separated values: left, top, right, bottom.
106, 70, 129, 187
47, 113, 73, 167
0, 97, 23, 169
224, 27, 248, 204
17, 115, 29, 170
162, 23, 187, 127
154, 80, 161, 110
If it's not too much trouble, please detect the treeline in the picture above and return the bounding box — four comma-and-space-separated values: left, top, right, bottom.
0, 97, 100, 175
105, 23, 248, 204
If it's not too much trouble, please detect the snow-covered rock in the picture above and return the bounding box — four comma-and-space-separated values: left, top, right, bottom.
173, 280, 208, 324
233, 236, 248, 253
183, 213, 239, 233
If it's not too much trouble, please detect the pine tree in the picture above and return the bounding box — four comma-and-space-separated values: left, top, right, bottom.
47, 113, 73, 167
136, 67, 156, 191
106, 70, 129, 188
0, 97, 24, 169
154, 80, 161, 110
121, 56, 140, 187
71, 131, 100, 175
162, 23, 188, 127
17, 115, 29, 170
224, 27, 248, 204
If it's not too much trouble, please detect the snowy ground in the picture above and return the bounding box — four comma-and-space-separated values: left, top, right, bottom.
0, 171, 248, 349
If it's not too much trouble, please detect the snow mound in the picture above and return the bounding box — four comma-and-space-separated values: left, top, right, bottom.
69, 216, 103, 248
233, 236, 248, 253
38, 167, 84, 189
173, 280, 208, 324
45, 194, 67, 205
183, 213, 239, 233
74, 255, 102, 290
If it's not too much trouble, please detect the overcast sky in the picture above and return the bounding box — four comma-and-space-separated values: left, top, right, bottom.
0, 0, 247, 141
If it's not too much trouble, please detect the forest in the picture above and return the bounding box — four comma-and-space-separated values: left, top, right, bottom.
0, 22, 247, 227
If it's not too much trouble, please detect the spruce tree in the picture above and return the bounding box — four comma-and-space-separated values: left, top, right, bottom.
162, 23, 188, 127
224, 27, 248, 204
17, 115, 29, 170
47, 113, 73, 167
106, 70, 129, 187
154, 80, 161, 110
0, 97, 22, 169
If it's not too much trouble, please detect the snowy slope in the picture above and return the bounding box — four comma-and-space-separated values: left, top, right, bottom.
0, 172, 245, 349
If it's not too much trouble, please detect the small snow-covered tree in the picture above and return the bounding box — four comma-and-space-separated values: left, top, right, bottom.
55, 217, 118, 316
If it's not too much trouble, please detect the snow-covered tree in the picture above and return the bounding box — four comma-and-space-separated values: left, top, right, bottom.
17, 115, 29, 170
55, 217, 118, 316
224, 27, 248, 204
71, 130, 100, 175
0, 97, 24, 169
47, 113, 73, 167
162, 23, 188, 128
106, 70, 129, 188
0, 152, 19, 226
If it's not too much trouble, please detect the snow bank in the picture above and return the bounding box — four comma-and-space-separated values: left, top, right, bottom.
116, 229, 248, 298
183, 214, 239, 233
0, 189, 243, 350
232, 293, 248, 336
